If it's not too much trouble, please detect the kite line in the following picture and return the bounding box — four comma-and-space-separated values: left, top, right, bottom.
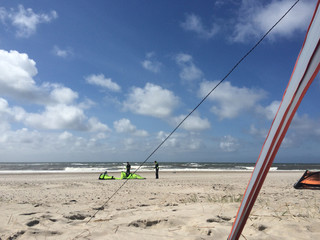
87, 0, 300, 224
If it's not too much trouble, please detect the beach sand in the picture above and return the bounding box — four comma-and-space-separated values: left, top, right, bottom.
0, 171, 319, 240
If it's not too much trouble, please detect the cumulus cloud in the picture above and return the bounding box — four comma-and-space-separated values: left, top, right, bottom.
0, 49, 109, 133
52, 46, 73, 58
0, 98, 26, 124
123, 83, 180, 118
289, 115, 320, 142
59, 131, 73, 141
199, 80, 266, 119
113, 118, 148, 137
49, 85, 79, 105
280, 114, 320, 148
175, 53, 203, 82
231, 0, 315, 42
249, 124, 268, 139
0, 126, 110, 157
0, 5, 57, 38
172, 114, 211, 131
250, 113, 320, 149
87, 118, 111, 132
0, 49, 37, 93
141, 52, 162, 73
0, 100, 109, 133
157, 131, 179, 148
86, 74, 121, 92
24, 104, 109, 132
0, 49, 80, 105
0, 127, 42, 147
157, 131, 203, 151
181, 13, 219, 39
219, 135, 239, 152
255, 100, 280, 120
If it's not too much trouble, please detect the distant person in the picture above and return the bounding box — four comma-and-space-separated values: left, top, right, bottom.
126, 162, 131, 177
154, 161, 159, 179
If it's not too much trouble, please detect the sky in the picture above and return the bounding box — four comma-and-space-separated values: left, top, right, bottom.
0, 0, 319, 163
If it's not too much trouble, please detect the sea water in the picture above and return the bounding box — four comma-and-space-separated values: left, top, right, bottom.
0, 162, 319, 174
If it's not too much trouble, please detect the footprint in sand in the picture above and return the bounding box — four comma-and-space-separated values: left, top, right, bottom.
206, 215, 231, 223
20, 212, 37, 216
63, 212, 91, 220
26, 219, 40, 227
128, 219, 168, 228
7, 230, 25, 240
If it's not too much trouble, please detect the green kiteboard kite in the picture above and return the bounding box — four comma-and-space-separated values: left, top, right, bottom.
98, 171, 145, 180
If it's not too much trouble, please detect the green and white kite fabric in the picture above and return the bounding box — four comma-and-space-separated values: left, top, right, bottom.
99, 171, 145, 180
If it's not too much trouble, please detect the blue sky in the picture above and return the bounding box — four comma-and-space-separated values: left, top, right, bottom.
0, 0, 319, 163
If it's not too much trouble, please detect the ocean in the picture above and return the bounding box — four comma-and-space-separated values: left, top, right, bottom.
0, 162, 319, 174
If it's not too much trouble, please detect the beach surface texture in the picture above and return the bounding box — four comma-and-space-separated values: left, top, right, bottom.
0, 171, 319, 239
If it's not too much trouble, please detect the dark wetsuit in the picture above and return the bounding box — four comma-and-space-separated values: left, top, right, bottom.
155, 162, 159, 179
126, 163, 131, 177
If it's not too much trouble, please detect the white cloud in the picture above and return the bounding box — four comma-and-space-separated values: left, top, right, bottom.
181, 13, 219, 39
52, 46, 73, 58
250, 113, 320, 149
0, 49, 109, 133
123, 83, 180, 118
0, 126, 112, 157
141, 52, 162, 73
157, 131, 203, 151
176, 53, 192, 63
0, 49, 37, 92
87, 117, 111, 132
172, 113, 211, 131
0, 49, 80, 105
113, 118, 148, 137
290, 114, 320, 138
23, 104, 109, 132
86, 74, 121, 92
157, 131, 180, 148
59, 131, 73, 140
142, 60, 162, 73
231, 0, 315, 42
255, 100, 280, 120
199, 80, 266, 119
0, 8, 6, 23
219, 135, 239, 152
0, 5, 57, 38
49, 85, 79, 104
78, 98, 96, 110
134, 130, 148, 137
24, 104, 81, 130
1, 128, 42, 147
249, 124, 268, 139
175, 53, 203, 82
114, 118, 135, 133
0, 98, 26, 124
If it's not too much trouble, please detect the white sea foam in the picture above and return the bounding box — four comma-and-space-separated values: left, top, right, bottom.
0, 162, 317, 174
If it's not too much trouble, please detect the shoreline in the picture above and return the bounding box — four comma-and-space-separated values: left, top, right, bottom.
0, 169, 308, 175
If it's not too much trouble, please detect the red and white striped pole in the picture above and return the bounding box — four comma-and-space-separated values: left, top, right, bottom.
228, 1, 320, 239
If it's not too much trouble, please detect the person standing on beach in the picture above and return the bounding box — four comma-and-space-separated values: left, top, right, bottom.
154, 161, 159, 179
126, 162, 131, 177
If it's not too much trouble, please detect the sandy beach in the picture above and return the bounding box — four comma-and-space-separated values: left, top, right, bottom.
0, 171, 319, 240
